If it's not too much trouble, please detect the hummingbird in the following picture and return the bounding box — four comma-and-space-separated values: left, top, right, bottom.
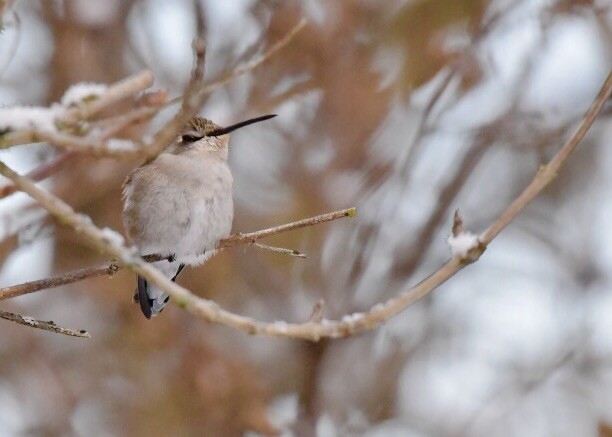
122, 114, 276, 319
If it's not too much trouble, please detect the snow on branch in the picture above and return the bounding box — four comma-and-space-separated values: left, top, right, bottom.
447, 210, 484, 262
60, 83, 108, 107
0, 309, 90, 338
0, 14, 607, 342
0, 69, 608, 340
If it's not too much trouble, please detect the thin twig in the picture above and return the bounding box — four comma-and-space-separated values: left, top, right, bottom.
481, 72, 612, 243
254, 242, 308, 258
0, 208, 355, 300
0, 309, 90, 338
191, 19, 307, 101
0, 262, 120, 300
0, 70, 609, 339
220, 208, 356, 248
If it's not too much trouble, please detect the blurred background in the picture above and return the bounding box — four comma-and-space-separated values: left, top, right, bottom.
0, 0, 611, 436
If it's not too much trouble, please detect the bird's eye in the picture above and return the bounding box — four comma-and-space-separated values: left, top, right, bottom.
181, 134, 202, 144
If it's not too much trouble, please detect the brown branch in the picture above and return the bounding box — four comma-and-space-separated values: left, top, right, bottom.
0, 309, 90, 338
0, 70, 608, 339
481, 71, 612, 243
219, 208, 355, 248
1, 107, 163, 159
0, 262, 120, 300
0, 208, 355, 301
61, 70, 155, 124
0, 20, 305, 159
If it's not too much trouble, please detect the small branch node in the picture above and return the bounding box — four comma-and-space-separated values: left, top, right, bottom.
309, 299, 325, 323
447, 211, 484, 263
452, 209, 464, 237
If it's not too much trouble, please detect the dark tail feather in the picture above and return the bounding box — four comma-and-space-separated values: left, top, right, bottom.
137, 275, 153, 319
135, 264, 184, 319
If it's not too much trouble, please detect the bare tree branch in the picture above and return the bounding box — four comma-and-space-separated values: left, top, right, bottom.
0, 309, 90, 338
218, 208, 355, 248
0, 19, 306, 160
0, 70, 608, 340
481, 72, 611, 244
0, 16, 605, 341
0, 70, 156, 149
61, 70, 155, 124
0, 208, 355, 301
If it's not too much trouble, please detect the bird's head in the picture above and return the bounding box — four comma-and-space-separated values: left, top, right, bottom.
170, 114, 277, 160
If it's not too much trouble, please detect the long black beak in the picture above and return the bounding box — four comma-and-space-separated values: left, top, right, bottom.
207, 114, 277, 137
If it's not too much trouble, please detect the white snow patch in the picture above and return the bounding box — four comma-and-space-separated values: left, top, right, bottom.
316, 414, 339, 437
268, 394, 298, 433
341, 312, 364, 324
21, 316, 35, 325
273, 321, 288, 333
447, 232, 479, 258
100, 227, 125, 247
60, 83, 108, 107
0, 105, 63, 132
106, 139, 137, 152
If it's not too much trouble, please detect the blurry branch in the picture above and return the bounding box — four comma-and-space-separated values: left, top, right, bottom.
192, 19, 307, 99
0, 70, 157, 150
1, 71, 605, 341
0, 0, 14, 28
164, 19, 307, 107
143, 18, 306, 161
0, 208, 355, 301
1, 17, 603, 340
0, 3, 19, 78
394, 14, 555, 279
480, 73, 611, 242
0, 152, 77, 200
62, 70, 155, 124
0, 19, 305, 160
0, 309, 90, 338
0, 0, 9, 15
3, 129, 143, 157
140, 37, 207, 161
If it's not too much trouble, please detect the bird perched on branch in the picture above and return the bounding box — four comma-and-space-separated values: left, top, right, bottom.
122, 114, 276, 318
